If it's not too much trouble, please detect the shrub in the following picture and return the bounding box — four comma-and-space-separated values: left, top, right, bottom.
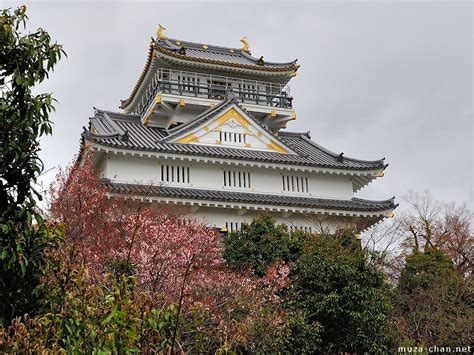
223, 213, 303, 277
395, 246, 474, 346
0, 254, 176, 353
288, 232, 395, 352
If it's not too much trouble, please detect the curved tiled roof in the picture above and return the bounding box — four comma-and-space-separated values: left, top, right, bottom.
154, 38, 298, 71
102, 181, 397, 214
84, 108, 386, 171
120, 37, 298, 110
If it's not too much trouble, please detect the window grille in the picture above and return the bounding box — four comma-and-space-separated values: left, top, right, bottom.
160, 164, 190, 184
219, 131, 246, 145
282, 175, 309, 193
225, 221, 242, 233
223, 170, 251, 189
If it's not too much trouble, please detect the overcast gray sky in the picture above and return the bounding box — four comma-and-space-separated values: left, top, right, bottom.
9, 0, 473, 209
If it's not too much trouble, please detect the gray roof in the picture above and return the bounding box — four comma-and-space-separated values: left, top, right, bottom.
102, 181, 396, 213
84, 106, 387, 171
155, 37, 298, 69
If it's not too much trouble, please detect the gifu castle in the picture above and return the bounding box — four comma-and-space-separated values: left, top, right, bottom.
81, 27, 397, 233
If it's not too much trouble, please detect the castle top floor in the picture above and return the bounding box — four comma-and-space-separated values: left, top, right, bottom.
120, 27, 299, 129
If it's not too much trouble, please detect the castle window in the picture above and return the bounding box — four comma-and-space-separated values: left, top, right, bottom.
220, 131, 246, 145
282, 175, 309, 193
223, 170, 251, 189
226, 221, 242, 233
160, 164, 190, 184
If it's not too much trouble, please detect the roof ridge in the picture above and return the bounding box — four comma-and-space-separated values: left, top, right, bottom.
96, 108, 140, 120
101, 112, 127, 136
279, 130, 311, 138
300, 135, 384, 166
164, 37, 242, 53
240, 50, 298, 66
160, 38, 298, 66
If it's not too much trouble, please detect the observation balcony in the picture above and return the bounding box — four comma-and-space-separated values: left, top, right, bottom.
135, 68, 293, 117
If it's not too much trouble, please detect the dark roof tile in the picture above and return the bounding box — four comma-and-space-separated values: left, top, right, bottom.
85, 109, 386, 171
155, 37, 298, 70
102, 181, 397, 213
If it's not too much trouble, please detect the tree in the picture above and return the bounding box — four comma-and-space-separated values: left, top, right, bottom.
223, 213, 302, 277
362, 219, 406, 282
0, 262, 178, 354
47, 158, 286, 352
362, 191, 473, 281
400, 191, 473, 275
396, 246, 473, 346
288, 232, 395, 352
224, 215, 395, 351
0, 6, 65, 324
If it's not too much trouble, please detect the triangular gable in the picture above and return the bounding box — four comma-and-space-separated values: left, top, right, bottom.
166, 101, 295, 154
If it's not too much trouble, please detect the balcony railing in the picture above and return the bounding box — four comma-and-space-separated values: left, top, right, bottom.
135, 68, 292, 116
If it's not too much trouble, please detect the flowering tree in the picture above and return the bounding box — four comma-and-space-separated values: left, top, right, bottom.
47, 156, 287, 351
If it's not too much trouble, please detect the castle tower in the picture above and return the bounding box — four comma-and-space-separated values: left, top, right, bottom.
81, 27, 397, 233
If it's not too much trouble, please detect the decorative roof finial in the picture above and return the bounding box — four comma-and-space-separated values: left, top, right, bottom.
157, 24, 167, 40
240, 36, 250, 52
337, 152, 344, 162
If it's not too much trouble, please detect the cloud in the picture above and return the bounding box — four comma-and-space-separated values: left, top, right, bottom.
9, 1, 471, 209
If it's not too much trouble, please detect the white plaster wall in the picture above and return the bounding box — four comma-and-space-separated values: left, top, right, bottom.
189, 207, 352, 234
105, 155, 161, 185
184, 111, 282, 152
104, 154, 354, 199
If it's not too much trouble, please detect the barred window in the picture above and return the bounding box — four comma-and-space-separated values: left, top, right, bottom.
225, 221, 242, 233
223, 170, 251, 189
282, 175, 309, 193
160, 164, 190, 184
219, 131, 246, 145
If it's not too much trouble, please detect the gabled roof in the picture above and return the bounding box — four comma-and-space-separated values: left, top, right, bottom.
83, 108, 387, 172
164, 98, 234, 141
163, 97, 295, 154
102, 181, 397, 215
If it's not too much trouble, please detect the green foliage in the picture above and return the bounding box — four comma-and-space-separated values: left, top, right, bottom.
223, 214, 395, 351
0, 6, 65, 324
245, 310, 323, 354
0, 254, 177, 353
109, 256, 136, 281
399, 245, 454, 291
223, 213, 302, 276
274, 311, 323, 354
396, 246, 474, 346
288, 232, 395, 352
